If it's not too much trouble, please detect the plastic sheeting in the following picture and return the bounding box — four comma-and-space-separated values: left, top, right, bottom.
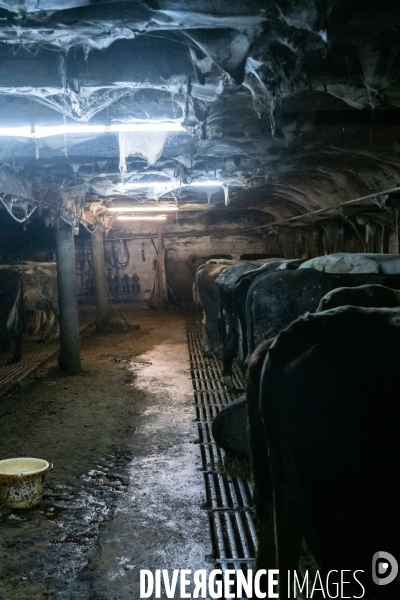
118, 130, 170, 175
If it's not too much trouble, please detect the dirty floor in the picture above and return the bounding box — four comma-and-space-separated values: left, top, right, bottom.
0, 308, 213, 600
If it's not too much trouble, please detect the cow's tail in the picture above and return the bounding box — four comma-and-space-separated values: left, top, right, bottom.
192, 279, 199, 307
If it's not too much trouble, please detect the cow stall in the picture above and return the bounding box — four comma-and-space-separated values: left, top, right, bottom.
3, 202, 400, 598
0, 1, 399, 597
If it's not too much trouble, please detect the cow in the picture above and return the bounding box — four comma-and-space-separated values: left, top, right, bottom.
0, 262, 58, 342
216, 261, 282, 357
211, 395, 249, 458
213, 283, 400, 463
300, 252, 400, 274
245, 269, 400, 359
216, 259, 304, 389
195, 259, 240, 356
249, 306, 400, 598
0, 269, 24, 363
195, 258, 281, 357
317, 284, 400, 312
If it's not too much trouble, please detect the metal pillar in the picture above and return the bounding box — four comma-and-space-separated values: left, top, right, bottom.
55, 221, 81, 374
91, 227, 111, 327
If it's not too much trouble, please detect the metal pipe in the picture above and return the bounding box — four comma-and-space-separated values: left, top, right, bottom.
246, 185, 400, 232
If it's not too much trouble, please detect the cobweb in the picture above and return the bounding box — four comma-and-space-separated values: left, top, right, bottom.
118, 130, 170, 177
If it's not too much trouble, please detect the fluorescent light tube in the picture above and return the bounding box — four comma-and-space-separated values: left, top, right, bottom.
117, 182, 176, 191
121, 181, 222, 189
116, 215, 167, 221
108, 205, 177, 212
0, 122, 183, 138
0, 126, 32, 137
188, 181, 223, 187
109, 123, 182, 133
114, 181, 223, 195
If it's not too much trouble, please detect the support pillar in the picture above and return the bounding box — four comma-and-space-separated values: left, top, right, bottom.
366, 222, 376, 253
55, 221, 81, 374
388, 209, 400, 254
334, 222, 344, 252
284, 230, 296, 258
91, 227, 111, 327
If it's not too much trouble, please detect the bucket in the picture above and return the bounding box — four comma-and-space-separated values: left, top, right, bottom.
0, 457, 51, 509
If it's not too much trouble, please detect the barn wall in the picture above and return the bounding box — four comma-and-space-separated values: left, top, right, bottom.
277, 218, 399, 261
110, 212, 270, 306
106, 236, 158, 302
164, 233, 269, 306
76, 211, 271, 305
3, 208, 399, 307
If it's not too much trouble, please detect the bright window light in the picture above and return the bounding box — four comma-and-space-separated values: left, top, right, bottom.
0, 122, 184, 139
117, 215, 167, 221
108, 205, 177, 212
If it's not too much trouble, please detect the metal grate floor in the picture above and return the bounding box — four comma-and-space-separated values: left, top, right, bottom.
186, 318, 257, 576
0, 313, 95, 397
0, 336, 60, 396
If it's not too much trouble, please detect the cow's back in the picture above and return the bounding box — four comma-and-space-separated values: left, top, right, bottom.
257, 307, 400, 594
246, 269, 400, 353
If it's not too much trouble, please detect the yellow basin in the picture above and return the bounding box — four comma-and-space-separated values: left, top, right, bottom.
0, 457, 51, 509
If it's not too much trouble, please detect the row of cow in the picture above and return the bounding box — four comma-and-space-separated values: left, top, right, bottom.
0, 262, 59, 364
195, 252, 400, 598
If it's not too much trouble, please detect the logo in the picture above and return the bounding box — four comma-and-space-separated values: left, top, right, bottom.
372, 552, 398, 586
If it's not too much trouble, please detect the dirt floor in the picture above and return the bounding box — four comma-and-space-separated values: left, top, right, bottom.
0, 307, 213, 600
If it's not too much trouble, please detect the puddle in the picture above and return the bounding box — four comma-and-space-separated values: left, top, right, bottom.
0, 448, 132, 599
119, 361, 153, 386
127, 361, 152, 370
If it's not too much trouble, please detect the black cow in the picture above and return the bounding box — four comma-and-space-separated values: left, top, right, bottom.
249, 307, 400, 598
317, 284, 400, 312
0, 270, 24, 363
245, 269, 400, 358
211, 395, 249, 458
195, 259, 239, 356
219, 283, 400, 460
216, 259, 303, 389
196, 258, 278, 357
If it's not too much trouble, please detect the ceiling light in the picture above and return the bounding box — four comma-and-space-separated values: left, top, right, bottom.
116, 215, 167, 221
108, 205, 177, 212
0, 122, 183, 139
125, 180, 222, 188
117, 182, 176, 191
188, 181, 223, 187
0, 126, 32, 137
115, 180, 223, 193
110, 123, 182, 133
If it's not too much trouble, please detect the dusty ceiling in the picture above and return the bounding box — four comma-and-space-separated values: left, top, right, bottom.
0, 0, 399, 228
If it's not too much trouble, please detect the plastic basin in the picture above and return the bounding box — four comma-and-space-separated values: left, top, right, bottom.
0, 457, 51, 509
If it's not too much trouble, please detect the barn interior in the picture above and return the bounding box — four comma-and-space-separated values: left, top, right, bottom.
0, 1, 399, 598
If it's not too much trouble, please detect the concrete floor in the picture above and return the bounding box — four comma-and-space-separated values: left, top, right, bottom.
91, 314, 213, 599
0, 309, 213, 600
